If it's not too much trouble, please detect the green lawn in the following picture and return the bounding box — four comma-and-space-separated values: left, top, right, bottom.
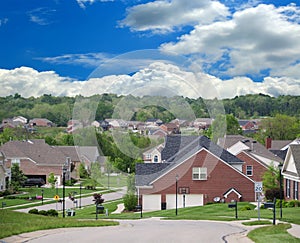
0, 209, 118, 239
0, 187, 110, 208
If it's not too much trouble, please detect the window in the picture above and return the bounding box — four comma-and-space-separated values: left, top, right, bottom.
153, 155, 158, 163
286, 179, 290, 198
294, 181, 299, 200
246, 165, 253, 176
11, 158, 20, 164
192, 167, 207, 180
145, 154, 151, 160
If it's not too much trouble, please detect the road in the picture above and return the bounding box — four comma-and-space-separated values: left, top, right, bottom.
2, 218, 253, 243
15, 188, 126, 213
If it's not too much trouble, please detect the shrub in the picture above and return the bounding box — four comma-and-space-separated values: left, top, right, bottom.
47, 209, 58, 217
28, 208, 39, 214
38, 210, 48, 216
0, 190, 11, 197
286, 200, 300, 208
265, 188, 282, 201
240, 205, 252, 211
123, 193, 137, 212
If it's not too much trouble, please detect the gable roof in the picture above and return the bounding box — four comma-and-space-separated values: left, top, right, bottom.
283, 145, 300, 177
218, 135, 283, 164
136, 135, 243, 186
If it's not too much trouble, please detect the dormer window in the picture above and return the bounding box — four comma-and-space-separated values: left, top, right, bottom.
192, 167, 207, 180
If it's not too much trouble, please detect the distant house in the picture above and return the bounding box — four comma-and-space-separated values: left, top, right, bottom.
29, 118, 54, 127
136, 135, 255, 211
143, 144, 164, 163
67, 120, 83, 133
192, 118, 213, 130
281, 145, 300, 201
105, 119, 128, 129
238, 120, 258, 131
170, 119, 189, 128
218, 135, 283, 182
12, 116, 27, 124
146, 118, 163, 127
160, 123, 180, 135
0, 139, 100, 185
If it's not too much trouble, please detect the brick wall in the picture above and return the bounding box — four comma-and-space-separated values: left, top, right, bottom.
140, 149, 255, 204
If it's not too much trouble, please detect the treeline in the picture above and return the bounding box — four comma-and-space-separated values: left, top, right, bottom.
1, 93, 300, 126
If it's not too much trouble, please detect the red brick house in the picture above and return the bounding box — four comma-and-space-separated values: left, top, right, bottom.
160, 123, 180, 135
282, 145, 300, 201
218, 135, 283, 182
136, 136, 255, 211
29, 118, 55, 127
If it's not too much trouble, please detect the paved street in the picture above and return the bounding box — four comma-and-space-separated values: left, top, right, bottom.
2, 218, 253, 243
15, 188, 126, 214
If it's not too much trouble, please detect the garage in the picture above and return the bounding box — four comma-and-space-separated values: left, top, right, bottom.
166, 194, 203, 209
142, 194, 161, 211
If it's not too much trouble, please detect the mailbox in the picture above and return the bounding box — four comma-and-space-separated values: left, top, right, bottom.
228, 203, 236, 208
264, 202, 274, 209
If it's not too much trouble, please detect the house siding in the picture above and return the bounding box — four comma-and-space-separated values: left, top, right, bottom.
139, 150, 255, 206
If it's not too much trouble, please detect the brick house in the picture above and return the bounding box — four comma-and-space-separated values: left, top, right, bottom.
281, 145, 300, 201
218, 135, 283, 182
0, 139, 100, 185
160, 123, 180, 135
29, 118, 55, 127
136, 136, 255, 211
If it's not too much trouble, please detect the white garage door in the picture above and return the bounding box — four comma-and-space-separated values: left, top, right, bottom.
166, 194, 203, 209
143, 194, 161, 211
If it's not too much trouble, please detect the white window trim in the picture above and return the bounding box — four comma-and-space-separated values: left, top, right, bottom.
192, 167, 207, 180
246, 165, 253, 176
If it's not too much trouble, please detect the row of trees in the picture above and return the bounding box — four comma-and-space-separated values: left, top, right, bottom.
1, 93, 300, 126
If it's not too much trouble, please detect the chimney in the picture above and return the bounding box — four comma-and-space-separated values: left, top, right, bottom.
266, 136, 272, 149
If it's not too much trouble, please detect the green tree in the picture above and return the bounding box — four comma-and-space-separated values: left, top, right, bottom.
262, 163, 279, 192
10, 164, 27, 192
48, 172, 57, 189
79, 163, 89, 179
127, 173, 135, 194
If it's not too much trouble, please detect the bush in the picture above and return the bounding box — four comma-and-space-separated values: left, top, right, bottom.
0, 190, 11, 197
265, 188, 282, 201
28, 208, 39, 214
123, 193, 137, 212
240, 205, 252, 211
47, 209, 58, 217
38, 210, 48, 216
286, 200, 300, 207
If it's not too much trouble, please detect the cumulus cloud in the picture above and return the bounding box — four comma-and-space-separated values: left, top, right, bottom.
161, 4, 300, 78
1, 64, 300, 99
119, 0, 229, 33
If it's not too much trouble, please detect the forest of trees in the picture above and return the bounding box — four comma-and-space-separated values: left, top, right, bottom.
1, 93, 300, 127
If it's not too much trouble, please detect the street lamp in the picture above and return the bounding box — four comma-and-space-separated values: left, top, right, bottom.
79, 182, 82, 209
41, 189, 44, 205
175, 174, 179, 216
62, 160, 68, 218
278, 163, 283, 219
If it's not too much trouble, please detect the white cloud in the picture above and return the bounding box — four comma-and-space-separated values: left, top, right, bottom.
1, 64, 300, 99
161, 3, 300, 77
119, 0, 229, 33
38, 53, 113, 67
27, 8, 56, 25
0, 18, 8, 27
76, 0, 113, 9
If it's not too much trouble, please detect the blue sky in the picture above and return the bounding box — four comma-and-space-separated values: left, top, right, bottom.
0, 0, 300, 98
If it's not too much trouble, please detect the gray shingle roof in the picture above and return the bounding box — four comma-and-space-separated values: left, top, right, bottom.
136, 135, 243, 186
289, 145, 300, 175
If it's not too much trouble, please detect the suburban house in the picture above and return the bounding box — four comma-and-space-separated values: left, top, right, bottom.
0, 152, 8, 191
136, 135, 255, 211
67, 119, 83, 133
160, 123, 180, 135
0, 139, 100, 185
146, 118, 163, 127
238, 120, 258, 131
143, 144, 164, 163
105, 119, 128, 129
29, 118, 55, 127
192, 118, 213, 130
281, 144, 300, 201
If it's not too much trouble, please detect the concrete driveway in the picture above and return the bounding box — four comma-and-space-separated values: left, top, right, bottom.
2, 218, 253, 243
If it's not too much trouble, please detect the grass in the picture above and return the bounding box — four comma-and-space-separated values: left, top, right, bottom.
0, 209, 118, 239
243, 220, 272, 226
0, 187, 110, 208
248, 223, 300, 243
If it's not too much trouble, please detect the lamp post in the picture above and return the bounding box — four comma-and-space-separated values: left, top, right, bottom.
62, 161, 68, 218
41, 189, 44, 205
175, 174, 179, 216
79, 182, 82, 209
278, 163, 283, 219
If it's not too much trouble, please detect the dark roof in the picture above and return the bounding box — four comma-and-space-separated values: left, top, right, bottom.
136, 135, 243, 186
289, 145, 300, 175
269, 149, 288, 161
238, 120, 250, 126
